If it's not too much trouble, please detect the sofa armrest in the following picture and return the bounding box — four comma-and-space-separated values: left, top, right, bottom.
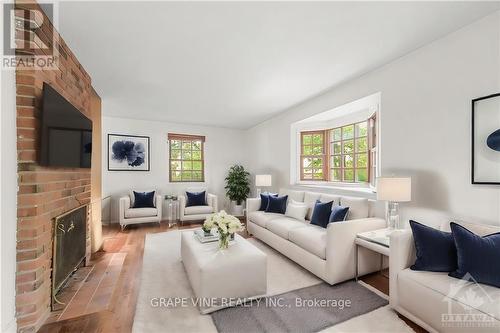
179, 195, 186, 220
389, 229, 415, 307
119, 196, 131, 225
246, 198, 261, 217
207, 193, 218, 212
155, 194, 163, 220
325, 217, 387, 284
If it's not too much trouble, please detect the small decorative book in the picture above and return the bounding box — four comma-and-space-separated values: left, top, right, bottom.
194, 228, 219, 243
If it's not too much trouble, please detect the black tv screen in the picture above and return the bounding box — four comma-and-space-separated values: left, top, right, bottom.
40, 83, 92, 168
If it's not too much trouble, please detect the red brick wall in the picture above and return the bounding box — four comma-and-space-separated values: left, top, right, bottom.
15, 1, 93, 331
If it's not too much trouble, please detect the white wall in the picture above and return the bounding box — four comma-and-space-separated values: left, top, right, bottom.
101, 116, 249, 222
0, 43, 18, 333
246, 12, 500, 226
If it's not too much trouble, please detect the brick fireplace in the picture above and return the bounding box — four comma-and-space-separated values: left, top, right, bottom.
14, 1, 97, 331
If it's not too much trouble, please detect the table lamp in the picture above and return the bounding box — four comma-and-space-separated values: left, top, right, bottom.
376, 177, 411, 229
255, 175, 272, 196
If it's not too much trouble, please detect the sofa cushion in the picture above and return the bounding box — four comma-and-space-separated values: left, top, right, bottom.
340, 196, 369, 220
265, 195, 288, 214
329, 206, 349, 223
449, 222, 500, 288
266, 218, 309, 240
248, 211, 282, 228
125, 207, 158, 218
289, 225, 327, 259
441, 220, 500, 236
185, 205, 213, 215
285, 200, 308, 222
259, 193, 278, 211
310, 200, 333, 228
409, 220, 457, 272
303, 192, 321, 221
279, 189, 305, 202
319, 194, 340, 206
398, 268, 500, 321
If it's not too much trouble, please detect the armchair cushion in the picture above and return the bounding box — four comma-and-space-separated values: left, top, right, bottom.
185, 205, 213, 215
129, 189, 157, 207
186, 191, 207, 207
133, 191, 156, 208
125, 207, 158, 218
409, 220, 457, 272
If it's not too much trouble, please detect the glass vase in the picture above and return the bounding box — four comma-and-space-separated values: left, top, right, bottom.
219, 233, 230, 250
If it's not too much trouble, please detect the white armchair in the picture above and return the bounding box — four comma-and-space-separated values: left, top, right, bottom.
179, 191, 218, 222
119, 190, 163, 230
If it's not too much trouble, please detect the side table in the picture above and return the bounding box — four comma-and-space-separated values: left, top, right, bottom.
355, 228, 391, 281
165, 198, 180, 227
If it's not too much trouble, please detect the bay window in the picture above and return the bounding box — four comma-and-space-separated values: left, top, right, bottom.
299, 115, 376, 184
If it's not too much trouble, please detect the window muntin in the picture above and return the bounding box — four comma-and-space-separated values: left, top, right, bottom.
168, 133, 205, 182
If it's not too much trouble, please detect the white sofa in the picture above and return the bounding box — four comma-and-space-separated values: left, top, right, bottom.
119, 190, 163, 229
246, 189, 386, 285
390, 220, 500, 333
179, 190, 218, 222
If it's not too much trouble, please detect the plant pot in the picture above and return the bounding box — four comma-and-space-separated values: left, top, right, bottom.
231, 201, 244, 216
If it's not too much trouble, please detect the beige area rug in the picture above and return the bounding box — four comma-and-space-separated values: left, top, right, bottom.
132, 230, 414, 333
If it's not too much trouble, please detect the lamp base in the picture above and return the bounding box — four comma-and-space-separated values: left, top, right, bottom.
256, 188, 262, 197
387, 202, 401, 229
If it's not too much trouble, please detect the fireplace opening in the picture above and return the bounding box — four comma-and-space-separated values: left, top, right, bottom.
52, 205, 87, 307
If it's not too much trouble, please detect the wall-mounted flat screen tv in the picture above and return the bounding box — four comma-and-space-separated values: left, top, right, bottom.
40, 83, 92, 168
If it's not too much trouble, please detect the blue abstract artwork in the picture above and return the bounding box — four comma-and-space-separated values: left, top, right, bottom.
472, 93, 500, 184
487, 129, 500, 152
108, 134, 150, 171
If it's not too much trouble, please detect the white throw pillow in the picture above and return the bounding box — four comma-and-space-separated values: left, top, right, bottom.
285, 200, 308, 222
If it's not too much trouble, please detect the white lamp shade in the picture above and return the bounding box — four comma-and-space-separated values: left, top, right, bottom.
255, 174, 272, 187
376, 177, 411, 202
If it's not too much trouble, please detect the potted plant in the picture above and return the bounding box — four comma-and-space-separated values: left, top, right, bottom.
224, 164, 250, 216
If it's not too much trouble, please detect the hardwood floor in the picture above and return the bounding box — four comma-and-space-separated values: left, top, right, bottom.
40, 221, 427, 333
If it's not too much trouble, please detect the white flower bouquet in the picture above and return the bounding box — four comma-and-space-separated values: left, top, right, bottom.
203, 210, 243, 249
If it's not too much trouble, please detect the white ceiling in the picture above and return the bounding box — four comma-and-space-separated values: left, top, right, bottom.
57, 1, 500, 129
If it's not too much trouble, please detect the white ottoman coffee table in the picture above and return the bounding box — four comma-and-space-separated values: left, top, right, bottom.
181, 231, 267, 314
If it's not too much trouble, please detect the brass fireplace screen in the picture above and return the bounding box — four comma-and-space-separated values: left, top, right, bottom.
52, 205, 87, 306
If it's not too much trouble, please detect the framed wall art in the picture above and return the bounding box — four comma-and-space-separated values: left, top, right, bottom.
472, 93, 500, 184
108, 134, 150, 171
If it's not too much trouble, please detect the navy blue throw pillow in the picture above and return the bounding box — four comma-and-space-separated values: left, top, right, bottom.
329, 206, 349, 223
310, 200, 333, 228
186, 191, 207, 207
265, 195, 288, 214
449, 223, 500, 288
133, 191, 155, 208
409, 220, 457, 272
259, 193, 278, 211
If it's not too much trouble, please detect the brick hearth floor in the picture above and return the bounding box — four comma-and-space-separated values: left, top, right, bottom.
45, 251, 126, 324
